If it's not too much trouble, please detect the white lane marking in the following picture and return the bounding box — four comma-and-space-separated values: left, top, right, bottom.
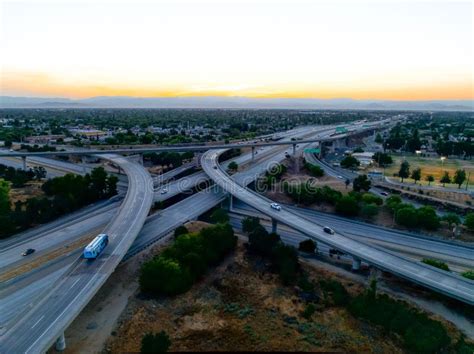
31, 315, 44, 329
70, 277, 81, 289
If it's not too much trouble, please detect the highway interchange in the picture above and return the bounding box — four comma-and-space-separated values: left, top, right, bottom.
0, 119, 473, 352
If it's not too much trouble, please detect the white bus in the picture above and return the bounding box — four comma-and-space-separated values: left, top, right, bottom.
83, 234, 109, 259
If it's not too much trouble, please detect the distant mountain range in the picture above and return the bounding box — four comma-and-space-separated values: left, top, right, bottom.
0, 96, 472, 111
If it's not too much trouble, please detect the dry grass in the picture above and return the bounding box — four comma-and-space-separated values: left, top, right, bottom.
384, 155, 474, 189
105, 243, 404, 353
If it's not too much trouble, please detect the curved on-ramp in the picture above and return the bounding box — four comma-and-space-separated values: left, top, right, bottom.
202, 149, 474, 305
0, 155, 154, 353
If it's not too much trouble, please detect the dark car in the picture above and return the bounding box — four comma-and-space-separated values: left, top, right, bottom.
22, 248, 35, 256
323, 226, 335, 235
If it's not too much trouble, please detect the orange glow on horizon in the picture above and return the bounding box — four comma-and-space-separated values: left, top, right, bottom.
2, 71, 473, 101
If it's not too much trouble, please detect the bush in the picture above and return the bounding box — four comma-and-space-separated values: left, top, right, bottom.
340, 155, 360, 169
141, 331, 171, 353
335, 196, 359, 216
461, 270, 474, 280
395, 206, 418, 228
304, 162, 324, 177
228, 161, 238, 171
302, 303, 317, 319
417, 206, 440, 230
422, 258, 450, 272
242, 216, 260, 233
360, 203, 379, 219
352, 175, 371, 192
174, 225, 188, 238
464, 213, 474, 231
319, 279, 350, 306
272, 243, 299, 285
139, 223, 237, 296
298, 239, 317, 254
210, 208, 229, 224
361, 193, 383, 206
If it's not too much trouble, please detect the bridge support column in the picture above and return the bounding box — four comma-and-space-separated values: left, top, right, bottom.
139, 154, 144, 166
228, 194, 233, 211
55, 332, 66, 351
271, 218, 277, 234
251, 146, 255, 161
352, 258, 361, 271
21, 156, 27, 170
118, 165, 122, 175
292, 143, 296, 155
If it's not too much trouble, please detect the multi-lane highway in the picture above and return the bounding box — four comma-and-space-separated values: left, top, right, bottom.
3, 118, 472, 352
0, 155, 154, 353
201, 149, 474, 305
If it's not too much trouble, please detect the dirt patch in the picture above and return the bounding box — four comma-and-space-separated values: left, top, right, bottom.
9, 181, 44, 204
104, 243, 405, 353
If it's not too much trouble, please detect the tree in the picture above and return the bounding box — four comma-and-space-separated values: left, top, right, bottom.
0, 179, 11, 215
398, 161, 410, 182
417, 206, 440, 230
344, 179, 351, 189
352, 175, 371, 192
298, 239, 317, 254
440, 171, 451, 187
335, 196, 359, 216
228, 161, 238, 171
375, 133, 383, 144
340, 155, 360, 170
372, 152, 393, 167
174, 225, 188, 238
360, 203, 379, 219
141, 331, 171, 353
453, 169, 466, 189
242, 216, 260, 233
395, 206, 418, 228
442, 213, 461, 228
464, 213, 474, 231
410, 168, 421, 184
210, 208, 229, 224
139, 257, 192, 295
426, 175, 434, 186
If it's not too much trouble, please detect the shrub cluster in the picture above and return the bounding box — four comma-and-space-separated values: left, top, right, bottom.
387, 196, 440, 230
139, 223, 237, 296
243, 218, 300, 285
0, 164, 46, 187
422, 258, 450, 271
304, 162, 324, 177
0, 167, 117, 238
349, 288, 450, 353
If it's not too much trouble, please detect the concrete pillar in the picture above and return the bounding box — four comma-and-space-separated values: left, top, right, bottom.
228, 194, 233, 211
55, 332, 66, 351
21, 156, 27, 170
352, 258, 361, 271
118, 165, 122, 175
139, 154, 144, 166
292, 143, 296, 155
271, 218, 277, 234
251, 146, 255, 161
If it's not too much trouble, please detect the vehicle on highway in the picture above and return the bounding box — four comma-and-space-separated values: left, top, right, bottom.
22, 248, 35, 256
380, 191, 389, 196
270, 202, 281, 211
337, 175, 343, 179
83, 233, 109, 259
323, 226, 335, 235
160, 188, 168, 194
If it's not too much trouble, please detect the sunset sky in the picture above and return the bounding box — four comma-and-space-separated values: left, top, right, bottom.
1, 0, 473, 100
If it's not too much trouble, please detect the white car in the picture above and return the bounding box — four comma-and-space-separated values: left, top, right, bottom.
160, 188, 168, 194
270, 203, 281, 211
337, 175, 344, 179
